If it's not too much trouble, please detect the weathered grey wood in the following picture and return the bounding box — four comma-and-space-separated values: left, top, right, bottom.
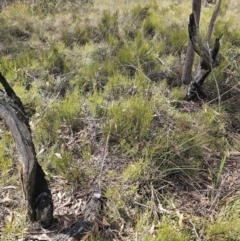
181, 0, 202, 85
188, 13, 213, 69
0, 73, 53, 228
206, 0, 222, 44
185, 14, 220, 100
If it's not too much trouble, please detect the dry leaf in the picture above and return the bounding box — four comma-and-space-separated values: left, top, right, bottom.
3, 186, 16, 190
102, 216, 110, 227
149, 225, 155, 236
5, 211, 14, 224
93, 193, 101, 199
158, 204, 171, 214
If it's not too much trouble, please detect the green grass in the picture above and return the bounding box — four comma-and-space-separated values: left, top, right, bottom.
0, 132, 15, 184
0, 0, 239, 240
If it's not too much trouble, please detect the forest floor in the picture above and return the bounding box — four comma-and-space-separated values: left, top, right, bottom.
0, 0, 240, 240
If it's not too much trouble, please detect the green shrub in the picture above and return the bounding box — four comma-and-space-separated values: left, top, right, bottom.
87, 92, 107, 118
103, 96, 153, 145
60, 23, 93, 47
204, 211, 240, 240
35, 108, 61, 147
104, 73, 130, 99
98, 10, 119, 41
50, 149, 84, 183
35, 88, 82, 146
0, 133, 15, 184
144, 216, 191, 241
58, 88, 83, 131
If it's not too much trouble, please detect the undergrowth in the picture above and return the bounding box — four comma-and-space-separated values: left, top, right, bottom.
0, 0, 240, 240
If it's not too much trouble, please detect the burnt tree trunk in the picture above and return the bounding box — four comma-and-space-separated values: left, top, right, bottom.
0, 73, 103, 239
0, 73, 53, 228
184, 13, 220, 100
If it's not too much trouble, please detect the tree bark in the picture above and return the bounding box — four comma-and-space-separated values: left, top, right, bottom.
0, 73, 53, 228
184, 0, 222, 100
205, 0, 222, 44
185, 14, 220, 100
181, 0, 202, 85
0, 73, 103, 238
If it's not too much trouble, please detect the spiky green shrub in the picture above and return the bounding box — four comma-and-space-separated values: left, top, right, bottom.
103, 95, 153, 145
35, 108, 61, 147
143, 216, 191, 241
35, 88, 82, 146
60, 21, 96, 47
0, 3, 33, 55
30, 0, 61, 15
98, 10, 119, 42
142, 10, 160, 38
57, 88, 83, 131
204, 208, 240, 241
148, 113, 203, 177
1, 206, 27, 240
50, 149, 84, 183
103, 73, 130, 99
133, 95, 228, 179
195, 104, 227, 151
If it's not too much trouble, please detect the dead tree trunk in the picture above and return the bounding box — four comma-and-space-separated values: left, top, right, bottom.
181, 0, 202, 85
184, 13, 220, 100
183, 0, 222, 100
0, 73, 103, 239
205, 0, 222, 44
0, 73, 53, 228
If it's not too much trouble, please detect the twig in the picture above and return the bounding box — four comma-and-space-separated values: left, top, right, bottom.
98, 120, 112, 189
54, 197, 72, 212
207, 82, 240, 104
157, 57, 178, 77
189, 220, 202, 241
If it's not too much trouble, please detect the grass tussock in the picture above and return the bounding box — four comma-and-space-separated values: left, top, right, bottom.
0, 0, 240, 240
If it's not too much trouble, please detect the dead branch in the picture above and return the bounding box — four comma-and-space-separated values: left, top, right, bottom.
206, 0, 222, 44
